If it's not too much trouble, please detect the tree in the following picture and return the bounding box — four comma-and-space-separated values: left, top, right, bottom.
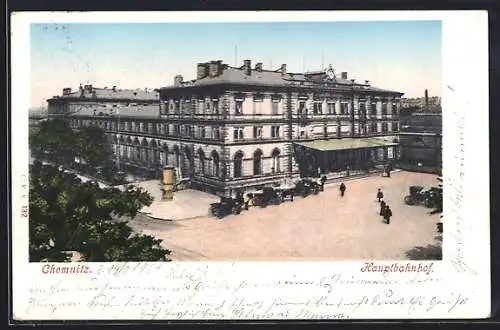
75, 125, 113, 170
29, 118, 76, 166
29, 161, 171, 262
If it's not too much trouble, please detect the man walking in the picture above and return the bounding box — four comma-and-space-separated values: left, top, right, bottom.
376, 188, 384, 203
339, 182, 346, 197
384, 205, 393, 224
379, 200, 387, 216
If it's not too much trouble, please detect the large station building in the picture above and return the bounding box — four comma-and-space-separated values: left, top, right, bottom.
47, 59, 403, 196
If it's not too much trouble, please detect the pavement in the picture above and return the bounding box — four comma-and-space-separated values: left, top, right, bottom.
117, 180, 219, 221
124, 171, 442, 261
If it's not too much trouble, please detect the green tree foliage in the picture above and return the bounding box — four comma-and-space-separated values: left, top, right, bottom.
75, 125, 113, 169
29, 161, 171, 262
30, 119, 122, 183
29, 119, 76, 166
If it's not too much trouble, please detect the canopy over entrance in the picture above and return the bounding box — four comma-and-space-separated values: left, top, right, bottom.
294, 137, 398, 152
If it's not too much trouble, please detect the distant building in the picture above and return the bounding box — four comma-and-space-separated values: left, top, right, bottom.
47, 60, 403, 196
401, 90, 441, 113
398, 113, 442, 173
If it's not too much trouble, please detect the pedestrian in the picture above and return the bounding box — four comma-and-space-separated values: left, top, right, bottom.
386, 163, 392, 178
320, 175, 327, 192
243, 193, 251, 210
384, 205, 393, 224
379, 200, 386, 216
376, 188, 384, 202
339, 182, 346, 197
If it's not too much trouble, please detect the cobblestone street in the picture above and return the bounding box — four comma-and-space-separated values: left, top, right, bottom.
128, 171, 442, 261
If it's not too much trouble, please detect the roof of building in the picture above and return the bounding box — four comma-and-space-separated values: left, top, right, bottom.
68, 104, 160, 118
295, 137, 398, 152
49, 87, 160, 101
162, 64, 403, 94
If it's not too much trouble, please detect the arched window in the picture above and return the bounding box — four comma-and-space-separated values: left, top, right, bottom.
271, 148, 281, 173
234, 151, 244, 178
211, 151, 220, 177
198, 149, 205, 175
253, 149, 263, 176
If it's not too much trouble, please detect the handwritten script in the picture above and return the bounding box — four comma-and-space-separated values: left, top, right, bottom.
446, 86, 476, 276
18, 262, 474, 320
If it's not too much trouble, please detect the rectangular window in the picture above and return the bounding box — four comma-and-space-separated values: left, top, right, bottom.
174, 124, 180, 135
271, 126, 281, 138
298, 101, 306, 114
235, 100, 243, 115
371, 123, 377, 133
359, 102, 366, 114
234, 127, 244, 140
271, 102, 279, 115
200, 126, 206, 138
328, 103, 335, 114
213, 100, 219, 114
382, 103, 388, 116
393, 122, 399, 131
214, 128, 221, 140
382, 122, 388, 133
174, 101, 180, 114
340, 103, 348, 115
198, 100, 205, 114
313, 102, 322, 115
253, 126, 263, 139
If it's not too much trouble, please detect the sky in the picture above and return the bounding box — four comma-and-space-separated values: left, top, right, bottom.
30, 21, 441, 108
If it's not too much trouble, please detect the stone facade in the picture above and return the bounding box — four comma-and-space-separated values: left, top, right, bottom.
47, 60, 404, 196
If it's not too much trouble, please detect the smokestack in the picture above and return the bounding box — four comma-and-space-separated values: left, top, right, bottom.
112, 86, 117, 92
255, 62, 263, 72
62, 87, 72, 95
174, 75, 183, 87
341, 72, 348, 79
280, 64, 287, 76
425, 89, 429, 107
243, 59, 251, 76
197, 63, 208, 80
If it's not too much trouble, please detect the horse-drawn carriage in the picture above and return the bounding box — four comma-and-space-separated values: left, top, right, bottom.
209, 196, 242, 219
295, 177, 321, 197
248, 187, 282, 207
404, 185, 432, 207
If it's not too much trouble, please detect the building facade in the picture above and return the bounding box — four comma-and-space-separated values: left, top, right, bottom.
398, 113, 442, 173
47, 60, 403, 196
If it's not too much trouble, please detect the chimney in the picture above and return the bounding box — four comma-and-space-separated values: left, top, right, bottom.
197, 63, 208, 80
243, 59, 251, 76
424, 89, 429, 107
79, 84, 84, 97
112, 86, 117, 92
280, 64, 287, 76
84, 84, 93, 92
174, 75, 184, 87
255, 62, 263, 72
341, 72, 348, 79
62, 87, 72, 95
208, 61, 220, 77
365, 80, 370, 85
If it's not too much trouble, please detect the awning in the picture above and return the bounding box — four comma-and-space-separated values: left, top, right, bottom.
295, 138, 398, 152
